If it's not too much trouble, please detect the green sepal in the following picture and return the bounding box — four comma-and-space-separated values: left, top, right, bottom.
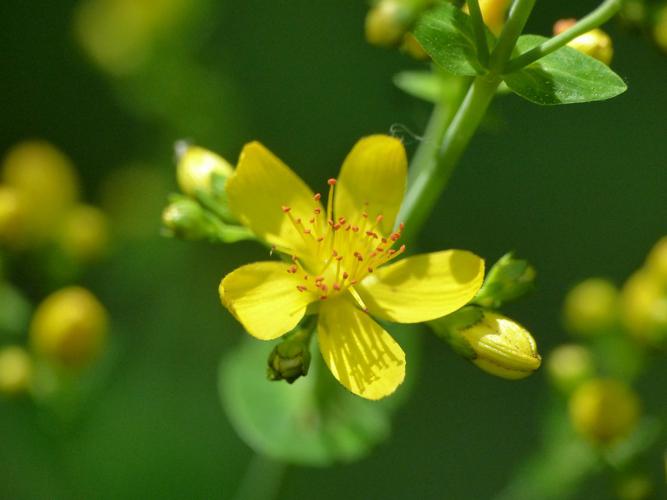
474, 252, 536, 308
428, 305, 482, 359
393, 70, 444, 102
412, 2, 494, 76
503, 35, 627, 105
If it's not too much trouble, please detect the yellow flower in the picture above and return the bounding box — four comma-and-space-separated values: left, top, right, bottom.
219, 135, 485, 400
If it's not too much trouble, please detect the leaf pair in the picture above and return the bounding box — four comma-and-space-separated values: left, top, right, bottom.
413, 3, 627, 105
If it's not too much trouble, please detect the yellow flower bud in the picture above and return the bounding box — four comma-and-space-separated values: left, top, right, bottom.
0, 346, 32, 396
644, 236, 667, 285
0, 186, 26, 246
436, 308, 541, 379
553, 19, 613, 65
59, 205, 110, 262
563, 278, 619, 336
175, 143, 234, 198
568, 379, 640, 444
365, 0, 413, 47
654, 5, 667, 54
2, 141, 79, 245
30, 287, 108, 369
621, 269, 667, 347
546, 344, 595, 394
401, 33, 430, 60
463, 0, 511, 36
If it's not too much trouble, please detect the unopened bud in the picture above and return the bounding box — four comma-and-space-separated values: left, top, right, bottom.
563, 278, 619, 336
620, 269, 667, 348
553, 19, 613, 65
0, 186, 25, 246
568, 378, 640, 444
163, 197, 219, 241
0, 346, 32, 396
175, 142, 234, 198
59, 204, 110, 262
474, 253, 535, 308
29, 287, 108, 369
546, 344, 595, 394
463, 0, 511, 36
432, 307, 541, 380
267, 329, 312, 384
365, 0, 412, 47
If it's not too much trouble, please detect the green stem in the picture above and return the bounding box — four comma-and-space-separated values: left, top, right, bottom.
399, 74, 501, 239
466, 0, 490, 66
233, 454, 286, 500
489, 0, 536, 72
505, 0, 622, 72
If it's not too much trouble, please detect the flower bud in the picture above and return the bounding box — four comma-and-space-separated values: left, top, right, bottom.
563, 278, 619, 336
644, 236, 667, 285
1, 141, 79, 245
433, 307, 541, 380
0, 185, 25, 246
400, 33, 430, 60
463, 0, 511, 36
59, 204, 110, 262
267, 329, 312, 384
553, 19, 613, 65
175, 142, 234, 198
620, 269, 667, 348
29, 287, 108, 369
365, 0, 413, 47
474, 253, 535, 308
162, 197, 217, 241
546, 344, 595, 395
568, 378, 640, 444
0, 346, 32, 396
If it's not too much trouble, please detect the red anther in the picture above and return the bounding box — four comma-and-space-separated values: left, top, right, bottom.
388, 249, 396, 255
370, 252, 377, 259
399, 222, 405, 231
327, 219, 334, 227
304, 275, 309, 280
333, 283, 341, 291
320, 284, 328, 292
320, 296, 328, 301
363, 307, 369, 313
287, 265, 297, 273
381, 238, 387, 244
376, 215, 384, 223
296, 285, 308, 292
314, 208, 321, 215
350, 279, 358, 285
336, 255, 343, 261
315, 276, 325, 282
338, 217, 346, 224
342, 272, 349, 280
327, 178, 337, 186
390, 233, 400, 241
376, 246, 384, 252
291, 255, 298, 261
362, 212, 368, 218
333, 223, 341, 230
332, 250, 338, 256
304, 229, 311, 234
281, 206, 291, 213
399, 244, 406, 251
357, 255, 363, 262
368, 267, 374, 273
352, 226, 359, 232
313, 193, 322, 201
295, 218, 302, 224
317, 236, 324, 242
309, 218, 315, 224
345, 225, 351, 231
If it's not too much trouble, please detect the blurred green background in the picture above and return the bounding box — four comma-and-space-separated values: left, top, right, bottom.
1, 0, 666, 498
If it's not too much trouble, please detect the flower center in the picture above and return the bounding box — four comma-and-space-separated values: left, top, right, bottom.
280, 178, 406, 306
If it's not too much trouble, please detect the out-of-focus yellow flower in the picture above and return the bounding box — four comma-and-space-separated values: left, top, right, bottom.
75, 0, 192, 76
569, 378, 640, 444
219, 135, 485, 399
463, 0, 511, 36
30, 287, 108, 370
546, 344, 595, 394
59, 205, 110, 262
645, 236, 667, 285
0, 186, 25, 246
563, 278, 619, 336
1, 141, 79, 246
366, 0, 413, 47
654, 6, 667, 54
0, 346, 32, 396
621, 269, 667, 347
401, 33, 430, 60
175, 143, 234, 198
553, 19, 614, 65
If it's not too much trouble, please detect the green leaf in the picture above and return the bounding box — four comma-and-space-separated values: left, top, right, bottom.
393, 70, 444, 103
413, 2, 488, 76
219, 325, 419, 466
503, 35, 627, 105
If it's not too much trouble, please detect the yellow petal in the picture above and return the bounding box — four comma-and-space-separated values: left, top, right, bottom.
317, 298, 405, 400
358, 250, 484, 323
219, 261, 317, 340
226, 142, 322, 256
334, 135, 407, 235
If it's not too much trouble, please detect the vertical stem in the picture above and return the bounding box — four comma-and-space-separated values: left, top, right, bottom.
467, 0, 490, 66
399, 74, 501, 239
489, 0, 536, 71
233, 454, 286, 500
